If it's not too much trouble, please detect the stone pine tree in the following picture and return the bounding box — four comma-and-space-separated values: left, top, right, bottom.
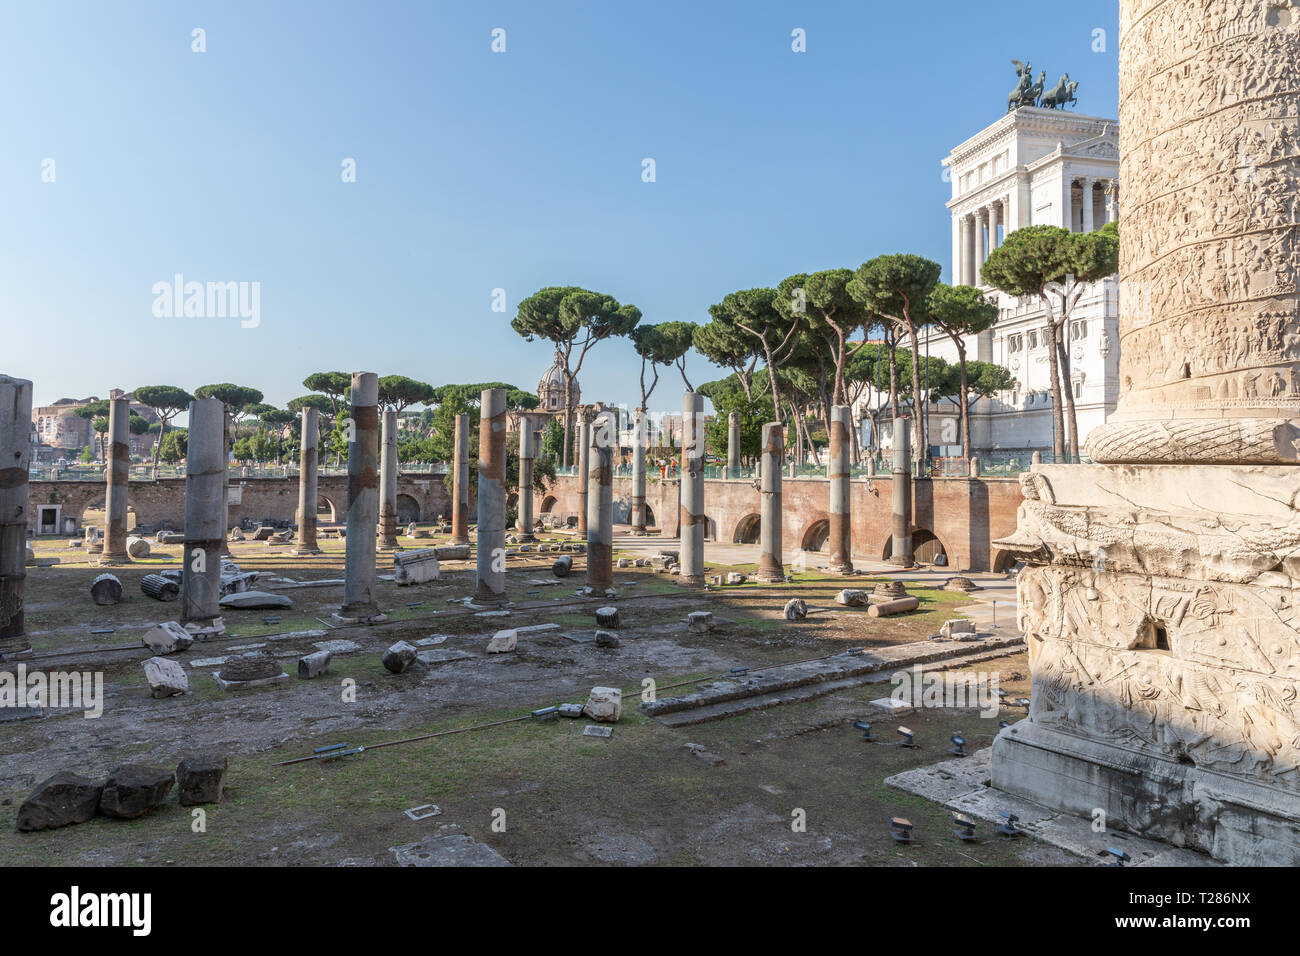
926, 284, 1000, 458
775, 269, 874, 407
849, 254, 943, 464
630, 324, 670, 412
706, 288, 802, 428
692, 316, 761, 400
377, 375, 436, 413
132, 385, 194, 477
512, 287, 641, 467
981, 222, 1119, 460
653, 321, 698, 391
301, 372, 352, 418
75, 400, 110, 461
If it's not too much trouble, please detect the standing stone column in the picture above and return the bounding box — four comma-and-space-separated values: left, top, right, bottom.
450, 413, 470, 545
476, 388, 507, 600
890, 416, 913, 566
220, 408, 231, 554
586, 411, 614, 591
293, 407, 321, 554
630, 408, 647, 533
0, 376, 33, 658
680, 391, 706, 587
378, 408, 399, 549
180, 398, 226, 639
576, 418, 591, 535
517, 423, 536, 541
756, 422, 784, 583
100, 397, 131, 564
338, 372, 383, 622
827, 405, 854, 574
727, 412, 741, 477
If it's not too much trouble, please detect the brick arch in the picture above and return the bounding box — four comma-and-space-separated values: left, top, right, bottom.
318, 496, 339, 523
396, 493, 420, 523
540, 495, 558, 513
799, 514, 830, 552
733, 512, 761, 544
991, 548, 1017, 573
882, 527, 948, 565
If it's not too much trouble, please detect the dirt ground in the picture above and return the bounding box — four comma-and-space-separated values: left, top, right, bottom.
0, 529, 1065, 866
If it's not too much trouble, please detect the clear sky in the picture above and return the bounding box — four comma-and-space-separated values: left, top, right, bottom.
2, 0, 1120, 418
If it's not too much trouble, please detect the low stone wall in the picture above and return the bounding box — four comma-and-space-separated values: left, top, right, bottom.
28, 473, 453, 534
535, 473, 1023, 573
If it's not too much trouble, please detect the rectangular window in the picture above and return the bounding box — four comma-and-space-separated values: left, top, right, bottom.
1028, 330, 1038, 349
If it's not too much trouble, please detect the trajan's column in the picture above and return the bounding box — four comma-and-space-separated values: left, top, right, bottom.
993, 0, 1300, 866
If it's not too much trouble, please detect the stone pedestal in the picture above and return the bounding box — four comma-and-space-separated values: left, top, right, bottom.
990, 0, 1300, 866
992, 463, 1300, 864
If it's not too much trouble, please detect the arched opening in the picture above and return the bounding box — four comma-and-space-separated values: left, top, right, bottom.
882, 528, 948, 565
1136, 619, 1174, 653
991, 549, 1017, 573
317, 497, 337, 522
801, 519, 830, 552
644, 504, 657, 527
733, 513, 761, 544
540, 496, 558, 514
705, 517, 717, 541
395, 494, 420, 524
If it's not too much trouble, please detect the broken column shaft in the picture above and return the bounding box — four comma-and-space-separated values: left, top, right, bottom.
450, 412, 470, 545
476, 388, 507, 600
679, 391, 706, 587
586, 411, 615, 591
727, 412, 741, 477
0, 375, 33, 658
339, 372, 382, 621
101, 397, 131, 563
293, 406, 321, 554
378, 408, 399, 549
827, 405, 853, 574
577, 418, 591, 535
631, 408, 647, 533
757, 421, 784, 583
180, 397, 226, 638
890, 416, 913, 566
517, 423, 536, 542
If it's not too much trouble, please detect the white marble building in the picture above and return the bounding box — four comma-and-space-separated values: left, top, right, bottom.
860, 106, 1121, 461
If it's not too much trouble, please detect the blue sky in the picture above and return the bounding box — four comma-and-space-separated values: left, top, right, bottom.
2, 0, 1120, 417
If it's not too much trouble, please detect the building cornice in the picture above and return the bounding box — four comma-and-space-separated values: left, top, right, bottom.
943, 107, 1119, 169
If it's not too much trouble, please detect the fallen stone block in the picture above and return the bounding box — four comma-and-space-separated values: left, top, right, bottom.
835, 588, 870, 607
157, 532, 186, 545
17, 771, 103, 831
219, 590, 293, 610
125, 535, 152, 559
383, 641, 419, 673
558, 703, 583, 718
25, 546, 36, 566
783, 598, 807, 621
216, 650, 285, 687
176, 753, 227, 806
393, 548, 440, 585
148, 579, 194, 609
485, 629, 518, 654
90, 573, 123, 606
616, 557, 631, 568
594, 630, 620, 647
227, 528, 246, 542
432, 544, 471, 561
143, 656, 190, 698
583, 686, 622, 723
253, 526, 275, 541
687, 611, 715, 633
219, 571, 261, 595
297, 649, 332, 679
99, 764, 175, 819
726, 572, 747, 585
595, 606, 620, 628
552, 555, 573, 578
940, 618, 977, 639
868, 596, 920, 617
141, 621, 194, 655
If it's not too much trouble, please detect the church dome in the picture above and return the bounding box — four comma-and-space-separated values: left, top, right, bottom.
538, 353, 579, 410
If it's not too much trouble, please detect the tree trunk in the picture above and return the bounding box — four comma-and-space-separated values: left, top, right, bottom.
957, 343, 972, 459
904, 318, 926, 466
1040, 297, 1066, 460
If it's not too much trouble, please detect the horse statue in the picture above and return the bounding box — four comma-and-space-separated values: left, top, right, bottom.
1041, 74, 1079, 110
1007, 60, 1035, 112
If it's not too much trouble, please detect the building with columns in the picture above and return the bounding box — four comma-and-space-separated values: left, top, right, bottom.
866, 106, 1121, 461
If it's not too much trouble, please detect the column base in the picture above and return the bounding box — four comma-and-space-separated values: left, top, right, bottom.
0, 639, 34, 660
449, 537, 470, 548
828, 561, 855, 576
516, 533, 537, 543
182, 617, 226, 641
678, 575, 707, 589
992, 721, 1300, 866
754, 569, 785, 584
95, 554, 131, 567
290, 546, 322, 556
333, 605, 387, 625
